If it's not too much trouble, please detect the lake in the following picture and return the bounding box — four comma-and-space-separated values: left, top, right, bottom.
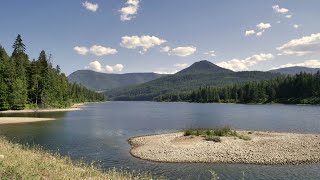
0, 102, 320, 179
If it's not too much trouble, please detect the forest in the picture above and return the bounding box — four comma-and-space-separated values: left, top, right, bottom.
156, 72, 320, 104
0, 35, 104, 110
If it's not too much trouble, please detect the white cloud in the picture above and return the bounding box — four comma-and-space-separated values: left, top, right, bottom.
119, 0, 140, 21
293, 24, 300, 29
89, 45, 118, 56
277, 33, 320, 56
285, 15, 292, 19
85, 61, 124, 73
217, 53, 274, 71
155, 63, 189, 74
170, 46, 197, 57
121, 35, 166, 52
256, 31, 264, 37
204, 50, 216, 57
245, 30, 256, 36
257, 22, 271, 30
82, 1, 98, 12
160, 46, 171, 53
86, 61, 103, 72
272, 60, 320, 69
74, 46, 89, 55
272, 5, 289, 14
74, 45, 117, 56
174, 63, 189, 69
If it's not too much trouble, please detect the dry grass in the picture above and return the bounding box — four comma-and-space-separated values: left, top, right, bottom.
0, 138, 158, 180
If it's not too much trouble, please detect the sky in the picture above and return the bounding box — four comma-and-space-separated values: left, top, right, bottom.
0, 0, 320, 75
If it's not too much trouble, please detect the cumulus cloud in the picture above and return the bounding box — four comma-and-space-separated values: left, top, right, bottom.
272, 5, 289, 14
82, 1, 98, 12
277, 33, 320, 56
272, 60, 320, 69
89, 45, 118, 56
256, 23, 271, 30
174, 63, 189, 69
256, 31, 264, 37
245, 30, 256, 36
121, 35, 166, 52
293, 24, 300, 29
85, 61, 124, 73
74, 46, 89, 55
170, 46, 197, 57
155, 63, 189, 74
160, 46, 171, 53
74, 45, 117, 56
285, 15, 292, 19
119, 0, 140, 21
204, 50, 216, 57
217, 53, 274, 71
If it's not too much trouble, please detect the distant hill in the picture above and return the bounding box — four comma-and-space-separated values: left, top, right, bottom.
269, 66, 320, 75
178, 60, 233, 74
105, 60, 282, 101
68, 70, 166, 91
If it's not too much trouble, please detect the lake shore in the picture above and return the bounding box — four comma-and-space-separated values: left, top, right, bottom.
0, 103, 86, 125
0, 137, 156, 179
129, 130, 320, 165
0, 103, 85, 114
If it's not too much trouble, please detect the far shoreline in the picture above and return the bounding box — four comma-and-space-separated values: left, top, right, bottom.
0, 103, 86, 114
0, 103, 87, 125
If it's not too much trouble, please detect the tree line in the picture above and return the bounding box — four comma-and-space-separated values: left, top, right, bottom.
0, 35, 104, 110
155, 72, 320, 104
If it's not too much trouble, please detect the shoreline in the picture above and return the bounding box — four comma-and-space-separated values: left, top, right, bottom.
0, 103, 86, 125
0, 103, 86, 114
128, 130, 320, 165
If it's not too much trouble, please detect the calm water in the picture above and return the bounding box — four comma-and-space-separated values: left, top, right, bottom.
0, 102, 320, 179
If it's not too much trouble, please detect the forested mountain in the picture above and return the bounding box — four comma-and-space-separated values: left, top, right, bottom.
68, 70, 165, 91
0, 35, 104, 110
161, 72, 320, 104
269, 66, 320, 75
105, 60, 282, 101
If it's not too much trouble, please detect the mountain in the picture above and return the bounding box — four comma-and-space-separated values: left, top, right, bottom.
178, 60, 233, 74
68, 70, 166, 91
105, 60, 282, 101
269, 66, 320, 75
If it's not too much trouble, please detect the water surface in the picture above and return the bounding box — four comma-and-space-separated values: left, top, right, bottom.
0, 102, 319, 179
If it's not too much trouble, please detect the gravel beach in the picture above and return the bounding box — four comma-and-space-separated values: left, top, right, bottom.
0, 117, 57, 124
129, 131, 320, 165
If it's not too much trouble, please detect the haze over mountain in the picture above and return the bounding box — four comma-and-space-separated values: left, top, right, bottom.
269, 66, 320, 75
105, 60, 282, 101
68, 70, 166, 91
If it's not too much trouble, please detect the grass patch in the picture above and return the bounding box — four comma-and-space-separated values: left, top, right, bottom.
0, 137, 161, 180
184, 127, 252, 142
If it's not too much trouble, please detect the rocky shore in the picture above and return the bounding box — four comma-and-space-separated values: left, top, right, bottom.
129, 131, 320, 165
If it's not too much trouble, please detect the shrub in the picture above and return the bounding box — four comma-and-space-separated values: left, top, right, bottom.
206, 136, 221, 142
184, 130, 193, 136
238, 135, 252, 141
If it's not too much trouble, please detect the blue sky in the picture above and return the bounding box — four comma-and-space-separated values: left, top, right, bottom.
1, 0, 320, 75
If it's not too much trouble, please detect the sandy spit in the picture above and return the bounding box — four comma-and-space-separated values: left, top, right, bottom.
0, 103, 85, 114
128, 131, 320, 165
0, 117, 57, 124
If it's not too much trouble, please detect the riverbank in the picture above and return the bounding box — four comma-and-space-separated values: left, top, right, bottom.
0, 138, 156, 179
0, 103, 85, 114
129, 130, 320, 165
0, 103, 86, 125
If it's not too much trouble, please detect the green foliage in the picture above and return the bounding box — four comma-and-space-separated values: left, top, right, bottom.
0, 35, 105, 111
68, 70, 166, 91
238, 135, 252, 141
184, 128, 252, 142
161, 72, 320, 104
106, 61, 281, 101
205, 136, 221, 142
